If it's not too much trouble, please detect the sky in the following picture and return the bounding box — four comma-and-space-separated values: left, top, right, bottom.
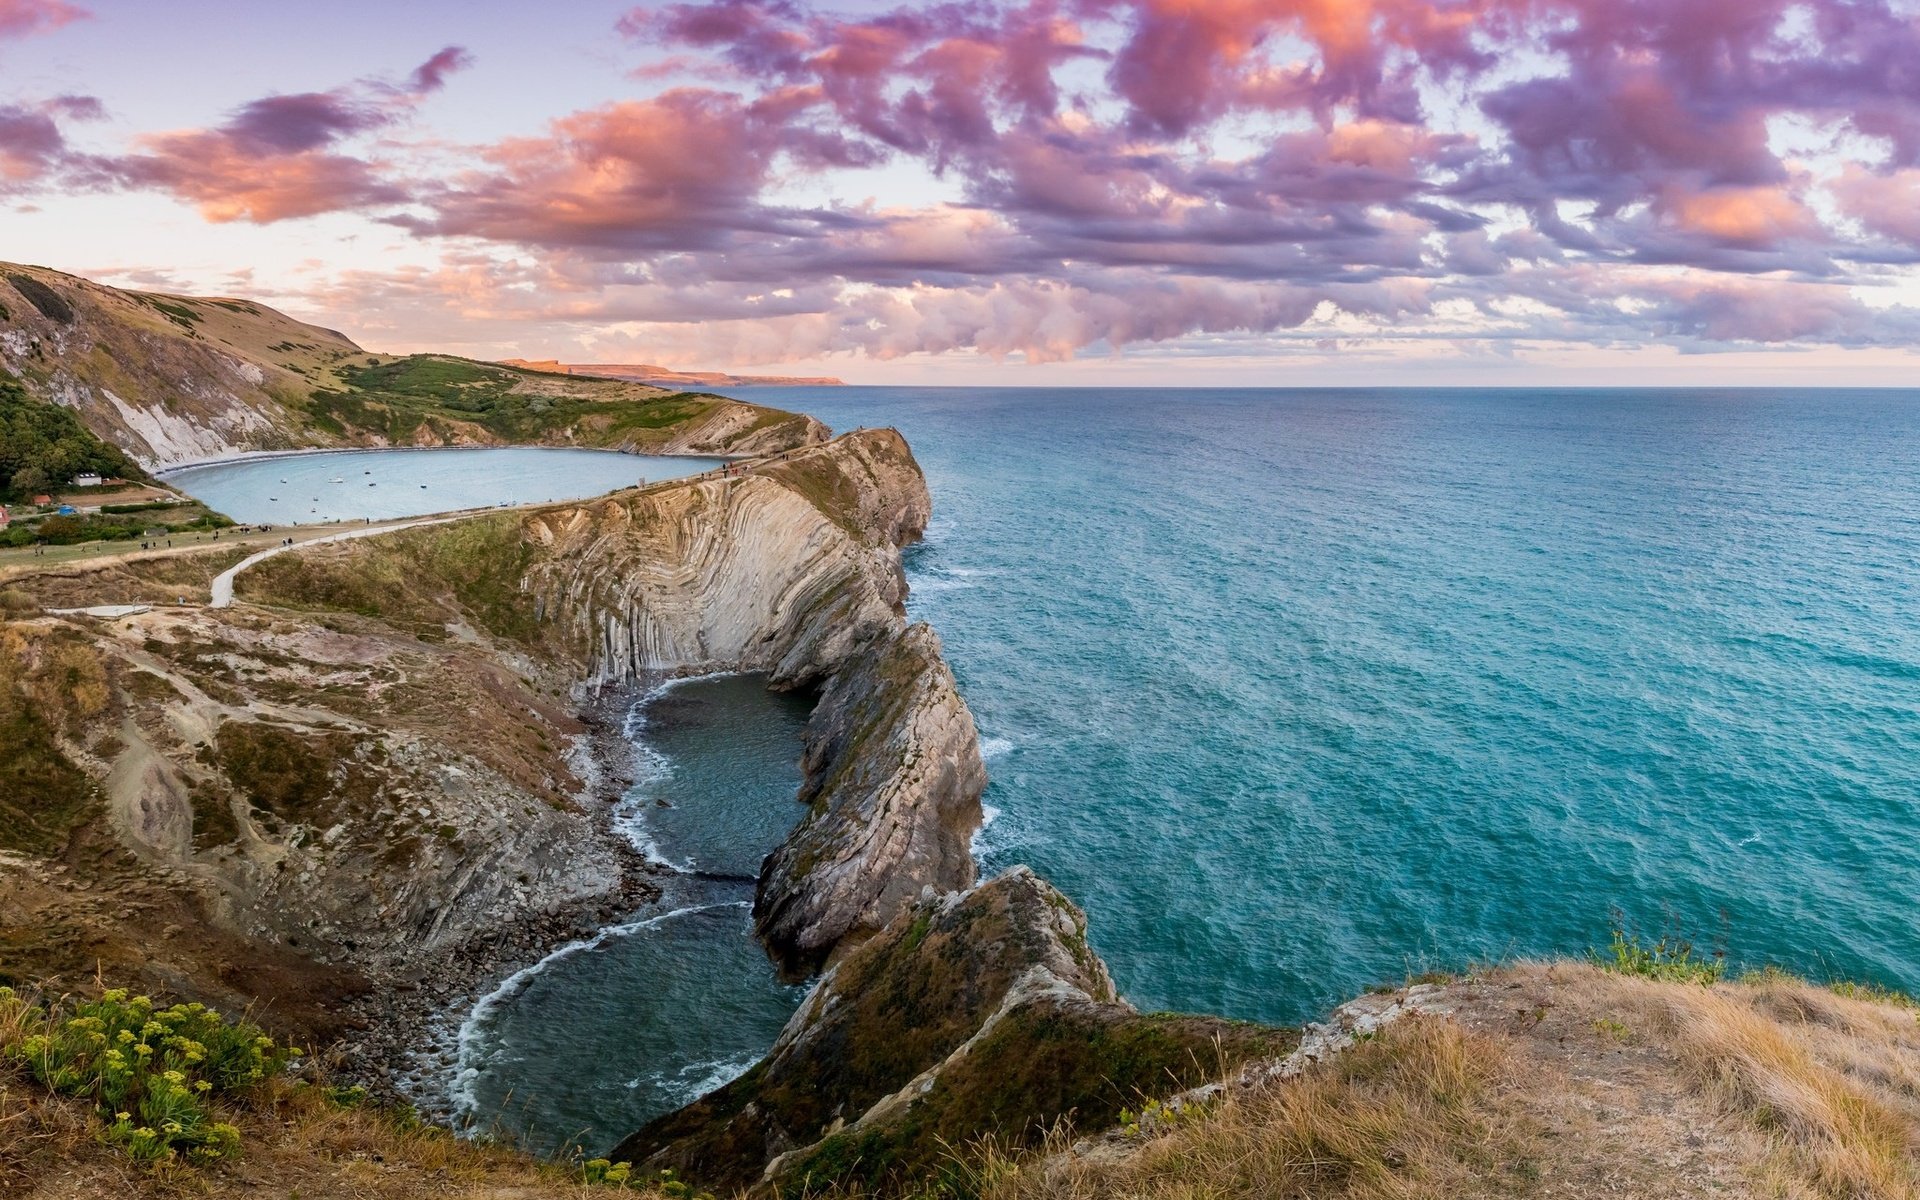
6, 0, 1920, 385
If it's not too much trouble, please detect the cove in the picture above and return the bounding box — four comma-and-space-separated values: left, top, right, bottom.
451, 675, 814, 1157
164, 446, 726, 525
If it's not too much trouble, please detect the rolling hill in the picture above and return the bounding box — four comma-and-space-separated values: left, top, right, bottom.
0, 264, 825, 468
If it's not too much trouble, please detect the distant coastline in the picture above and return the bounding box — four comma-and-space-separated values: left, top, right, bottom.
498, 358, 845, 388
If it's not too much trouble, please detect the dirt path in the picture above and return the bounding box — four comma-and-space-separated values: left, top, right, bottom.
209, 515, 462, 608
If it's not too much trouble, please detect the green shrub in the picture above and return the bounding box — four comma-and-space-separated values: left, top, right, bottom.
579, 1157, 713, 1196
1591, 924, 1725, 985
0, 986, 294, 1166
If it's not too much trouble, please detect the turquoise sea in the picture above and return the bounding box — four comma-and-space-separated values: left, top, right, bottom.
740, 386, 1920, 1022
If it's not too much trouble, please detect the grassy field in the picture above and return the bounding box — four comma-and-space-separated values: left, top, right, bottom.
301, 354, 735, 449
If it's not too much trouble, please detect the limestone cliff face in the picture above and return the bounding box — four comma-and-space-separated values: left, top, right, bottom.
757, 623, 985, 977
615, 868, 1290, 1194
0, 602, 627, 987
515, 430, 985, 970
517, 433, 924, 686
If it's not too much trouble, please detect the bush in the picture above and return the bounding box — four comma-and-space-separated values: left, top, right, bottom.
1591, 922, 1725, 985
0, 986, 294, 1166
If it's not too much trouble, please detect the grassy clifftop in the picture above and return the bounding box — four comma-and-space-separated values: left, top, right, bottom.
0, 264, 824, 467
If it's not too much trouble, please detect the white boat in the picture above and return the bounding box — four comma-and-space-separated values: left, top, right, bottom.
329, 477, 344, 484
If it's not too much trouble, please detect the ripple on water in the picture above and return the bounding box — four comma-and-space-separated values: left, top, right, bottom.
451, 675, 814, 1157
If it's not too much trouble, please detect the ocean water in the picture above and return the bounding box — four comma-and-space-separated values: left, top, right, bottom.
165, 446, 723, 525
452, 675, 813, 1156
717, 386, 1920, 1024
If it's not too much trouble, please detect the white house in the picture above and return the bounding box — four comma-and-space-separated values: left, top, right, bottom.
71, 472, 104, 489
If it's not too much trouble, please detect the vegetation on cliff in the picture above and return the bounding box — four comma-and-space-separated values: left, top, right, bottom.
623, 869, 1293, 1197
307, 353, 812, 453
0, 375, 146, 502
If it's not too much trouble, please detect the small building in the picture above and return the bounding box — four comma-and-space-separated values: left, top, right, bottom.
31, 494, 51, 506
71, 473, 103, 489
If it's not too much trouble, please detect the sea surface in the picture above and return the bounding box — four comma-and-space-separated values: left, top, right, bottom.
165, 446, 723, 525
449, 386, 1920, 1154
738, 386, 1920, 1021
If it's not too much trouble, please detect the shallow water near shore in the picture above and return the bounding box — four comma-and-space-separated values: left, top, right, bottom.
730, 386, 1920, 1023
167, 445, 724, 525
452, 675, 812, 1157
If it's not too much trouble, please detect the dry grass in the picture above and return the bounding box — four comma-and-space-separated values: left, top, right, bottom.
0, 981, 687, 1200
962, 963, 1920, 1200
1648, 971, 1920, 1198
2, 1068, 697, 1199
975, 1017, 1529, 1200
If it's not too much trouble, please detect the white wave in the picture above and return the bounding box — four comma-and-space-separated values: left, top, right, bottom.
979, 735, 1015, 762
611, 671, 746, 871
970, 803, 1002, 861
627, 1051, 762, 1104
448, 900, 750, 1127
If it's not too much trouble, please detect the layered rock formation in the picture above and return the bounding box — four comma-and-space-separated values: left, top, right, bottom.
616, 868, 1293, 1194
511, 430, 985, 970
0, 428, 969, 1026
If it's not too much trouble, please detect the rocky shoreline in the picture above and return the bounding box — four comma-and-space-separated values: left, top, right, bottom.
329, 680, 675, 1117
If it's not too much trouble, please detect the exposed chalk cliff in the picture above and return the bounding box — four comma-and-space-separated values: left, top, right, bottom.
0, 430, 957, 1026
615, 867, 1292, 1194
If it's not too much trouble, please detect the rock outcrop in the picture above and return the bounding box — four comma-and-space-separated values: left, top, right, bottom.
615, 868, 1293, 1195
757, 622, 984, 977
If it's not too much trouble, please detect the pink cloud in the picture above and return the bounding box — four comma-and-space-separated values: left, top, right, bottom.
34, 1, 1920, 363
0, 0, 86, 40
110, 47, 471, 223
400, 89, 794, 251
1832, 165, 1920, 247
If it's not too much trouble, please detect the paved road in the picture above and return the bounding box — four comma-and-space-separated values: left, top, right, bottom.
209, 516, 459, 609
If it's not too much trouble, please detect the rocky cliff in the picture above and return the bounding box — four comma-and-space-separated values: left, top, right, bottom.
0, 264, 823, 468
616, 867, 1292, 1194
510, 430, 986, 970
0, 429, 957, 1032
231, 429, 987, 979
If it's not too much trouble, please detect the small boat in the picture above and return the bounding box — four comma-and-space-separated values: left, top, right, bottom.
329, 477, 344, 484
368, 482, 377, 487
269, 497, 278, 501
419, 484, 427, 489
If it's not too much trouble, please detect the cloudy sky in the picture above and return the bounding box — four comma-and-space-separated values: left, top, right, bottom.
6, 0, 1920, 384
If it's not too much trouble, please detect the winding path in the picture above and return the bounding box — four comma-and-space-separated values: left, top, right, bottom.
210, 516, 460, 609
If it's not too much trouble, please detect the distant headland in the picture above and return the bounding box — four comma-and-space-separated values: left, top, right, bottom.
500, 359, 845, 388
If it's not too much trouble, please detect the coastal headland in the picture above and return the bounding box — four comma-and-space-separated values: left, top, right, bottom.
5, 266, 1920, 1200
